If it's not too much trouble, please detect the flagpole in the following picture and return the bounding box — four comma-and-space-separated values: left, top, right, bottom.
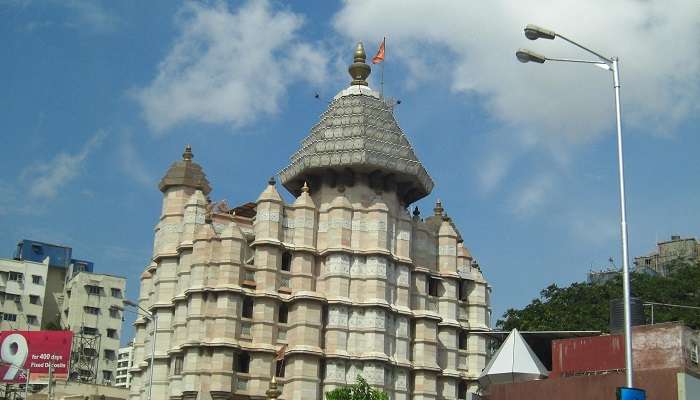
381, 37, 385, 98
381, 61, 384, 99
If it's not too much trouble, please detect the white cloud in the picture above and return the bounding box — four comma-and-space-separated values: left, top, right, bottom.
62, 0, 119, 32
118, 130, 154, 186
134, 0, 328, 133
510, 174, 553, 217
334, 0, 700, 190
22, 130, 106, 199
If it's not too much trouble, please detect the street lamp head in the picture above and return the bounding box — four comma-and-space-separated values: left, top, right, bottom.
516, 49, 546, 64
524, 24, 556, 40
123, 299, 138, 307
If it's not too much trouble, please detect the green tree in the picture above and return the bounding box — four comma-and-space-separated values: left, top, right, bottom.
325, 376, 389, 400
497, 260, 700, 332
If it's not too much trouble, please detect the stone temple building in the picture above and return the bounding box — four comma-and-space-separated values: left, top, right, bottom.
129, 43, 491, 400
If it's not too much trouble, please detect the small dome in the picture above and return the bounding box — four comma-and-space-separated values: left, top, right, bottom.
159, 145, 211, 194
257, 176, 283, 203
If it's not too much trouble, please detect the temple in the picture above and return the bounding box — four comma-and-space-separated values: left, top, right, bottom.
129, 42, 491, 400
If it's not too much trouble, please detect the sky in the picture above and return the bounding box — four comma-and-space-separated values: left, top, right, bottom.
1, 0, 699, 344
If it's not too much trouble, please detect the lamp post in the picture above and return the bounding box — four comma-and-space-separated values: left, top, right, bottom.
516, 24, 634, 389
122, 299, 157, 400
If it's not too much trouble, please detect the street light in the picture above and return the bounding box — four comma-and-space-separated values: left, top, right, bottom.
120, 300, 157, 400
516, 25, 635, 389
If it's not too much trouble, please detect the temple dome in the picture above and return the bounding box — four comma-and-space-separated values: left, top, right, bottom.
279, 42, 433, 205
159, 145, 212, 195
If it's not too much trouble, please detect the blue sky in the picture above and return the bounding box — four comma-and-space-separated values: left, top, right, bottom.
1, 0, 699, 343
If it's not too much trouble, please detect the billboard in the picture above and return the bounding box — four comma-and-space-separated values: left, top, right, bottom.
0, 330, 73, 383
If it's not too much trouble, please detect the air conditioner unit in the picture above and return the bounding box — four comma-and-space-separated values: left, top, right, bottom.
14, 296, 21, 303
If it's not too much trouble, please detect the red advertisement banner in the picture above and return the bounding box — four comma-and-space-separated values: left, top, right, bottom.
0, 330, 73, 383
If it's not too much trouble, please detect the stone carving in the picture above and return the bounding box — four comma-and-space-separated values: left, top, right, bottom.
327, 305, 349, 327
395, 370, 407, 390
183, 208, 205, 224
396, 266, 410, 285
256, 210, 280, 223
326, 254, 351, 275
439, 245, 457, 256
325, 361, 347, 381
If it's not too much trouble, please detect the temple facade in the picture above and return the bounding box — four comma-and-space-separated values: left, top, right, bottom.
129, 43, 491, 400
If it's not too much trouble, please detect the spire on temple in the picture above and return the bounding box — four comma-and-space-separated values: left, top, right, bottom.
348, 42, 371, 86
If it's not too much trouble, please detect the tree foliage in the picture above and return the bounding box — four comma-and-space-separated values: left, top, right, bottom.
497, 260, 700, 332
325, 376, 389, 400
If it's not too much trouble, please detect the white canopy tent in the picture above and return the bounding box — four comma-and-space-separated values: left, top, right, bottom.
478, 328, 549, 386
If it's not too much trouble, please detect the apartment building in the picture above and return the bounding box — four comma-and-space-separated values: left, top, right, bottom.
61, 270, 126, 385
0, 239, 127, 387
115, 342, 134, 388
634, 235, 700, 276
0, 257, 48, 330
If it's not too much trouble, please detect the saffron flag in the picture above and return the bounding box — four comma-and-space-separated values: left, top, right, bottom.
372, 38, 385, 64
275, 344, 288, 361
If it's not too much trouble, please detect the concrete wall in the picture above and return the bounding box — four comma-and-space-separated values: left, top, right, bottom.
484, 369, 680, 400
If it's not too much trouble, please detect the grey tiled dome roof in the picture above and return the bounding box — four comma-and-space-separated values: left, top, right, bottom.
279, 89, 433, 204
159, 145, 211, 195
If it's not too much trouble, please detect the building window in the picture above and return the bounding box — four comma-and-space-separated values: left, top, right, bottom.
74, 263, 87, 273
66, 290, 71, 298
109, 307, 120, 319
104, 349, 116, 360
458, 280, 468, 301
458, 331, 468, 350
111, 288, 122, 298
275, 360, 285, 377
29, 295, 40, 305
278, 303, 288, 324
84, 306, 100, 315
32, 275, 42, 285
243, 269, 256, 282
281, 251, 292, 272
6, 294, 21, 303
692, 341, 699, 366
8, 272, 23, 282
86, 285, 101, 295
428, 277, 440, 297
103, 370, 113, 382
26, 315, 38, 325
107, 329, 117, 339
3, 314, 17, 322
458, 381, 468, 399
242, 296, 254, 319
173, 356, 184, 375
235, 352, 250, 373
81, 326, 98, 336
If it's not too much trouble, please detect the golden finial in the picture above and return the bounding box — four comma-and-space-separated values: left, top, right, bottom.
434, 199, 444, 216
301, 181, 309, 193
183, 144, 193, 161
266, 375, 281, 399
348, 42, 371, 86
